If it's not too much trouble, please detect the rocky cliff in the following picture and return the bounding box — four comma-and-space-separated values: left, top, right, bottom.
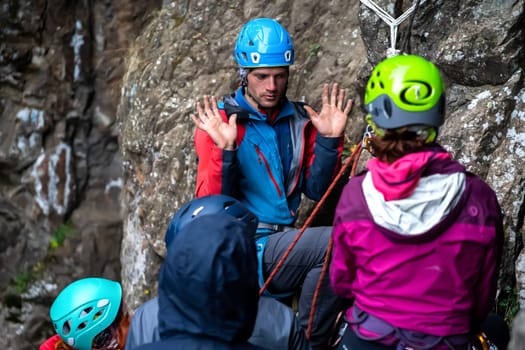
0, 0, 161, 348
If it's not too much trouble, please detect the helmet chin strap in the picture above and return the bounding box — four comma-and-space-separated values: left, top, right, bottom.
240, 69, 266, 110
244, 86, 265, 111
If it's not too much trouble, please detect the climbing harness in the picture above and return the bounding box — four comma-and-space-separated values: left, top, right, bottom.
348, 304, 471, 350
360, 0, 424, 57
259, 141, 364, 340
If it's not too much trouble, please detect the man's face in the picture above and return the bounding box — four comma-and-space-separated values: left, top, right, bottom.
245, 67, 289, 110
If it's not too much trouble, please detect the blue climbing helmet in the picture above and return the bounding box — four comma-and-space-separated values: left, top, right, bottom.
50, 277, 122, 350
165, 194, 259, 247
234, 18, 294, 68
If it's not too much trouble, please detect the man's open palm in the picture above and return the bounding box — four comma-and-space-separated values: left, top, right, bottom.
191, 95, 237, 150
305, 83, 352, 138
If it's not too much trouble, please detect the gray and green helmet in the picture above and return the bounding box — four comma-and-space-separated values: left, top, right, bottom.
365, 54, 446, 130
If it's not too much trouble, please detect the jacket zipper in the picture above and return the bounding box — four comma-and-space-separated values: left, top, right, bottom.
254, 144, 283, 197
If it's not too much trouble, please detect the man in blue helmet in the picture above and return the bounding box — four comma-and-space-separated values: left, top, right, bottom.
191, 18, 351, 350
126, 195, 311, 350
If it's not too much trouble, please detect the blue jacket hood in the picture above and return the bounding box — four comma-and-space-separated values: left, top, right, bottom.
158, 213, 259, 343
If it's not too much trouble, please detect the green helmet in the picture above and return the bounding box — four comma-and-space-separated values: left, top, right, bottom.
364, 54, 445, 130
50, 278, 122, 350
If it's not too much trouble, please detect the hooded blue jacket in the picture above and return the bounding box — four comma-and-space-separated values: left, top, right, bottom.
135, 214, 265, 350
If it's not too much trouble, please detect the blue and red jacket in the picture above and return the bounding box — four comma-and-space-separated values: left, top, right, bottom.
195, 87, 344, 226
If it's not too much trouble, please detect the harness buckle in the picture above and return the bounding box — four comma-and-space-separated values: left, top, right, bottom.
257, 222, 293, 232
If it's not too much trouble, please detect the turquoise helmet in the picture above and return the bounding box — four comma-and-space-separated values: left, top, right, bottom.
50, 278, 122, 350
234, 18, 294, 68
365, 54, 446, 130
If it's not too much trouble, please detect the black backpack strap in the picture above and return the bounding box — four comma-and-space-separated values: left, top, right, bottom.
222, 94, 251, 120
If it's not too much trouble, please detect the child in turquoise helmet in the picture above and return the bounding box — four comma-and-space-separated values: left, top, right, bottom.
40, 277, 130, 350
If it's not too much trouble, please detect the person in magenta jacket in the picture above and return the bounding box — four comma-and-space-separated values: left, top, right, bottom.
329, 54, 505, 350
191, 18, 352, 350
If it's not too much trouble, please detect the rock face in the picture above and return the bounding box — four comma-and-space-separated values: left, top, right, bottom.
1, 0, 525, 348
0, 0, 161, 349
509, 309, 525, 350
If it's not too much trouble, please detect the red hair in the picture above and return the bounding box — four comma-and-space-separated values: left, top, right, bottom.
52, 310, 131, 350
368, 129, 429, 164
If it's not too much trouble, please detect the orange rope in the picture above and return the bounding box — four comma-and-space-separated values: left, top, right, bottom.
305, 143, 362, 339
257, 141, 364, 338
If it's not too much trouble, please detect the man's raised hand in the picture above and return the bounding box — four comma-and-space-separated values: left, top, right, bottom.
304, 83, 352, 138
191, 95, 237, 150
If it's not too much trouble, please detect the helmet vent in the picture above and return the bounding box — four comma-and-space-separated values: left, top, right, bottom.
192, 206, 205, 217
379, 81, 384, 89
61, 320, 71, 335
223, 199, 236, 209
80, 306, 93, 317
93, 309, 104, 320
284, 50, 292, 62
383, 99, 392, 118
97, 298, 110, 308
250, 52, 260, 64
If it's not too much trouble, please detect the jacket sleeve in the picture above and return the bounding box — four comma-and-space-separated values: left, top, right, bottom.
194, 111, 240, 197
330, 234, 356, 300
302, 126, 344, 201
125, 298, 161, 350
471, 200, 504, 327
329, 206, 356, 300
39, 334, 61, 350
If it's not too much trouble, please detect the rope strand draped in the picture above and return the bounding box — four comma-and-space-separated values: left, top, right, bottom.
257, 141, 364, 340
